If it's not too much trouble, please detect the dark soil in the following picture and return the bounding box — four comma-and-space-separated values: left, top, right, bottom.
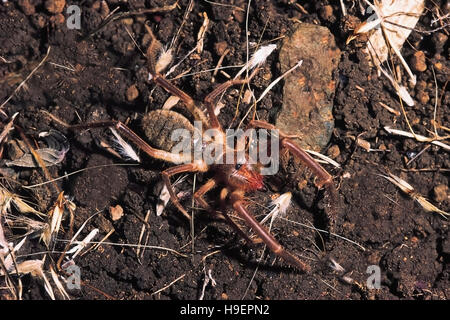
0, 0, 448, 300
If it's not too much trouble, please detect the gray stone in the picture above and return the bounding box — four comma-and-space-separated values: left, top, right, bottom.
277, 23, 341, 151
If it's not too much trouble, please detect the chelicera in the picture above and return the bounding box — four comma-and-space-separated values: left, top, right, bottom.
50, 29, 339, 273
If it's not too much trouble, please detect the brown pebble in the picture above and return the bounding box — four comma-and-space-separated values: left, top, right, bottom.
122, 18, 134, 26
433, 61, 443, 71
410, 51, 427, 72
416, 90, 429, 104
320, 5, 334, 21
50, 13, 65, 25
233, 10, 245, 23
32, 14, 47, 29
262, 69, 272, 81
109, 205, 124, 221
92, 1, 101, 11
327, 145, 340, 159
415, 80, 427, 91
221, 292, 228, 300
45, 0, 66, 14
18, 0, 35, 15
433, 184, 448, 203
126, 85, 139, 101
214, 41, 228, 56
367, 250, 381, 265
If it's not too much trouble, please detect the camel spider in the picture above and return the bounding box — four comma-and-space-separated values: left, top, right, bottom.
49, 30, 338, 273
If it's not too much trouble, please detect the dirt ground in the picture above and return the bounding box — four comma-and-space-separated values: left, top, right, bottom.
0, 0, 449, 300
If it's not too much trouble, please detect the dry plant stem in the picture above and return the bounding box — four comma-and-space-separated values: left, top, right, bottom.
14, 126, 59, 194
0, 113, 18, 144
0, 47, 51, 112
151, 273, 186, 296
384, 127, 450, 151
15, 126, 77, 259
0, 253, 20, 299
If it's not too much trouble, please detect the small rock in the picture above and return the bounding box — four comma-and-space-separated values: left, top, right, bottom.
214, 41, 228, 56
126, 84, 139, 101
415, 80, 427, 91
433, 184, 448, 203
432, 33, 448, 53
320, 5, 335, 22
50, 13, 65, 25
121, 18, 134, 26
109, 205, 124, 221
367, 250, 381, 265
327, 145, 340, 159
18, 0, 35, 15
416, 90, 429, 104
45, 0, 66, 14
277, 23, 341, 151
32, 14, 47, 29
410, 51, 427, 72
232, 9, 245, 23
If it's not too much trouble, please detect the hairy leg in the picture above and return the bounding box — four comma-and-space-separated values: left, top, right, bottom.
249, 119, 339, 229
229, 190, 311, 272
193, 182, 259, 245
203, 68, 260, 130
44, 112, 192, 164
162, 162, 208, 220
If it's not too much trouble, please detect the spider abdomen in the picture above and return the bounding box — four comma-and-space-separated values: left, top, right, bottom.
142, 109, 195, 152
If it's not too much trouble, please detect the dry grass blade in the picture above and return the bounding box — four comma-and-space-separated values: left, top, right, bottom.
13, 259, 55, 300
384, 126, 450, 151
0, 186, 43, 217
355, 0, 425, 84
66, 228, 99, 259
151, 273, 186, 296
260, 192, 292, 225
305, 149, 341, 168
0, 47, 51, 112
196, 12, 209, 54
109, 128, 140, 163
0, 112, 18, 144
380, 172, 449, 218
49, 265, 70, 300
41, 192, 65, 246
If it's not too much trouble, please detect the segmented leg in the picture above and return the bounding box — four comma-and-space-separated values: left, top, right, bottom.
229, 190, 311, 272
146, 30, 209, 127
44, 114, 192, 164
203, 68, 260, 130
45, 113, 206, 221
248, 120, 339, 229
193, 181, 258, 245
162, 162, 208, 220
